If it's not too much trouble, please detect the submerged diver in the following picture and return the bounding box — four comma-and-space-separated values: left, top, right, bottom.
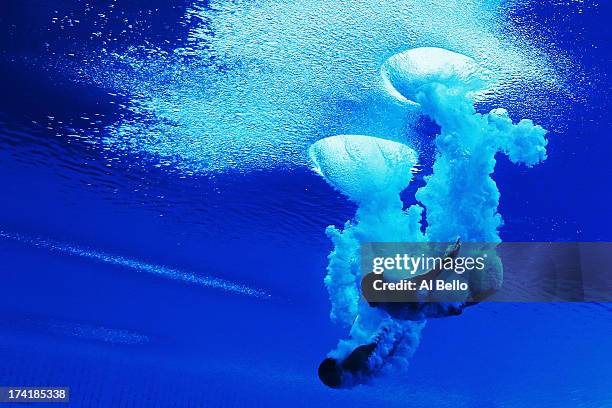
319, 325, 401, 388
318, 343, 377, 388
363, 238, 495, 321
318, 238, 496, 388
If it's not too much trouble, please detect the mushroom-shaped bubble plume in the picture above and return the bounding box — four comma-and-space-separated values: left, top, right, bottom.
381, 47, 490, 105
310, 135, 426, 386
308, 135, 424, 326
314, 47, 548, 388
309, 135, 417, 205
382, 47, 547, 243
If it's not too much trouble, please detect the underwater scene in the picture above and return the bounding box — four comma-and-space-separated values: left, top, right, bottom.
1, 0, 611, 406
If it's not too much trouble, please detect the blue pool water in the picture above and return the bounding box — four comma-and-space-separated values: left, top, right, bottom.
1, 0, 611, 406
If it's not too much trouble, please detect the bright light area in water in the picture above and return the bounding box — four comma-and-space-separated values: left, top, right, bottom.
80, 0, 570, 173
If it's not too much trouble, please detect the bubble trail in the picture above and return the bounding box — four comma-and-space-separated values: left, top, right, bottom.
0, 231, 272, 299
312, 47, 548, 388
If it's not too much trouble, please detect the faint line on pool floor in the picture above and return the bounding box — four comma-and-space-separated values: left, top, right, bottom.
0, 230, 271, 299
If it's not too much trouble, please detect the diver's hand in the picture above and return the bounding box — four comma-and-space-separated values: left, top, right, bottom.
444, 237, 461, 259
